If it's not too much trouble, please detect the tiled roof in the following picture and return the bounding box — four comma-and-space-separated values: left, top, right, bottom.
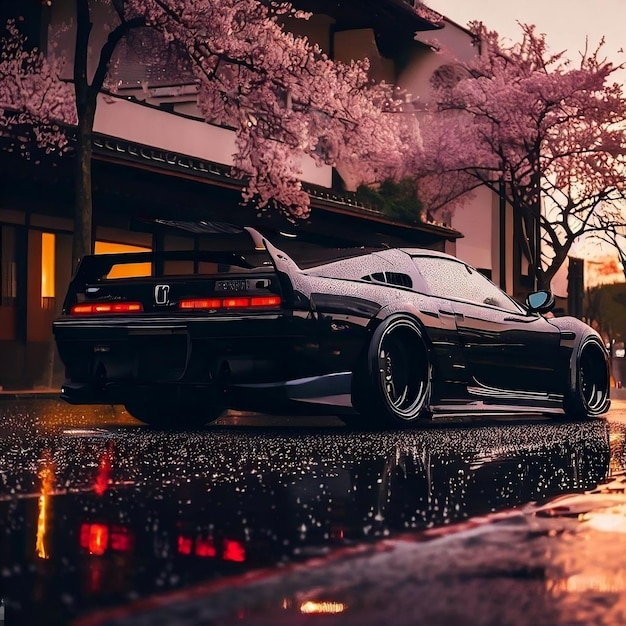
91, 133, 462, 240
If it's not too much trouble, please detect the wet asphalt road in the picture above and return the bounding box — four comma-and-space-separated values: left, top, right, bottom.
2, 399, 626, 625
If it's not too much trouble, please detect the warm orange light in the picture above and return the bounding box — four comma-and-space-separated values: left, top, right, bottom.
71, 302, 143, 315
41, 232, 55, 300
35, 493, 50, 559
95, 241, 151, 279
36, 457, 55, 560
553, 571, 626, 593
581, 508, 626, 533
299, 601, 346, 614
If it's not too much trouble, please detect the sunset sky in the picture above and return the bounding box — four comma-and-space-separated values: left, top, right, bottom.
429, 0, 626, 78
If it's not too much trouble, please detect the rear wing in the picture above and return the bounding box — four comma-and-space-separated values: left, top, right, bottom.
71, 249, 261, 283
69, 226, 300, 281
63, 228, 306, 312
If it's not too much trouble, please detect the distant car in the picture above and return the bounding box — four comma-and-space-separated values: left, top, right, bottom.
53, 226, 610, 429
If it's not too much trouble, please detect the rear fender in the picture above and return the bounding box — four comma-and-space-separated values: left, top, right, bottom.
366, 302, 430, 351
368, 303, 441, 383
373, 302, 424, 326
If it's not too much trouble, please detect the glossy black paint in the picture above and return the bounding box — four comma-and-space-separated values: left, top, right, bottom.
53, 227, 610, 427
454, 300, 561, 393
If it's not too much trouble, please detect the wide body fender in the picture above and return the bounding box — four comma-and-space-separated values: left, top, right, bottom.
548, 316, 611, 413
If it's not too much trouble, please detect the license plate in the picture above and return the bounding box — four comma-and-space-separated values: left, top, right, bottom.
215, 279, 249, 292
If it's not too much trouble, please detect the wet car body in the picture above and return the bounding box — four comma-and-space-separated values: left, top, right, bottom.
53, 226, 610, 428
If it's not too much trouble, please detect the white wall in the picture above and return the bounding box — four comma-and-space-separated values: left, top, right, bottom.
450, 186, 495, 271
93, 95, 333, 187
398, 18, 476, 102
397, 20, 499, 273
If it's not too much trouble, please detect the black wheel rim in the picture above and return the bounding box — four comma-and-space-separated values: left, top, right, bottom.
580, 343, 609, 413
377, 320, 430, 420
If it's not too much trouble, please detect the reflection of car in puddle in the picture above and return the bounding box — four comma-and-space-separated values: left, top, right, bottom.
376, 426, 611, 531
0, 421, 612, 624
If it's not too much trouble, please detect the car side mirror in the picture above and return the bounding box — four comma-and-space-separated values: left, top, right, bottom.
525, 290, 555, 314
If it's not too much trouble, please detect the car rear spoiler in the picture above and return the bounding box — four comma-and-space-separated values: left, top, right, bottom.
69, 227, 303, 279
65, 227, 306, 307
247, 228, 302, 275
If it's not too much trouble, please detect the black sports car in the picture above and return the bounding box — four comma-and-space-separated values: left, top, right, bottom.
53, 226, 610, 428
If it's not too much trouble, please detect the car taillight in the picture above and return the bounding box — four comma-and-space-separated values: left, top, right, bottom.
79, 523, 133, 554
179, 296, 281, 310
71, 302, 143, 315
223, 538, 246, 562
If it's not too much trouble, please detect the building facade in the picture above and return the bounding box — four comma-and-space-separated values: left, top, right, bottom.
0, 0, 517, 389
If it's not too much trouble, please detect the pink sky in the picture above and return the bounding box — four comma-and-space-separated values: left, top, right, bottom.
429, 0, 625, 78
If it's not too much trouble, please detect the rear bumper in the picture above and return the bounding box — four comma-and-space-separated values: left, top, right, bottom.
55, 314, 304, 384
54, 313, 364, 411
59, 372, 355, 414
59, 380, 225, 407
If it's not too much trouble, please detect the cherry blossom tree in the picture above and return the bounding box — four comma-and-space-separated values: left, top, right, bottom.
0, 19, 77, 151
412, 22, 626, 291
0, 0, 411, 267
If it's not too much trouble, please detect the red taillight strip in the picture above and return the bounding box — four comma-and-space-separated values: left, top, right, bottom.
223, 297, 250, 308
178, 298, 222, 310
178, 295, 281, 310
71, 302, 143, 315
250, 296, 282, 306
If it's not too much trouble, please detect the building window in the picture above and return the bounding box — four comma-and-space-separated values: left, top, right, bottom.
41, 232, 55, 309
1, 226, 17, 306
95, 241, 151, 279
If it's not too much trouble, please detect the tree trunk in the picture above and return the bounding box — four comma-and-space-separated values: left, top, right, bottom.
70, 0, 142, 271
536, 270, 551, 292
72, 0, 93, 271
72, 113, 94, 270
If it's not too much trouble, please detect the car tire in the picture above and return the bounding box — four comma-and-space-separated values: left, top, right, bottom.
124, 401, 224, 429
563, 337, 610, 419
351, 315, 432, 429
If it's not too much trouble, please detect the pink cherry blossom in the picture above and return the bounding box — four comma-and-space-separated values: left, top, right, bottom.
0, 19, 77, 155
0, 1, 410, 230
412, 21, 626, 290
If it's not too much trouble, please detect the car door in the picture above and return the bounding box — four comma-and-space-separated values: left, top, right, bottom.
412, 255, 561, 395
452, 298, 561, 394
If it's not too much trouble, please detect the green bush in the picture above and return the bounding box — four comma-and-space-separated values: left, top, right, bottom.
355, 178, 424, 225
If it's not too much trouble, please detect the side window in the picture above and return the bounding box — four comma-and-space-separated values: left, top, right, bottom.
361, 272, 413, 288
413, 257, 523, 313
